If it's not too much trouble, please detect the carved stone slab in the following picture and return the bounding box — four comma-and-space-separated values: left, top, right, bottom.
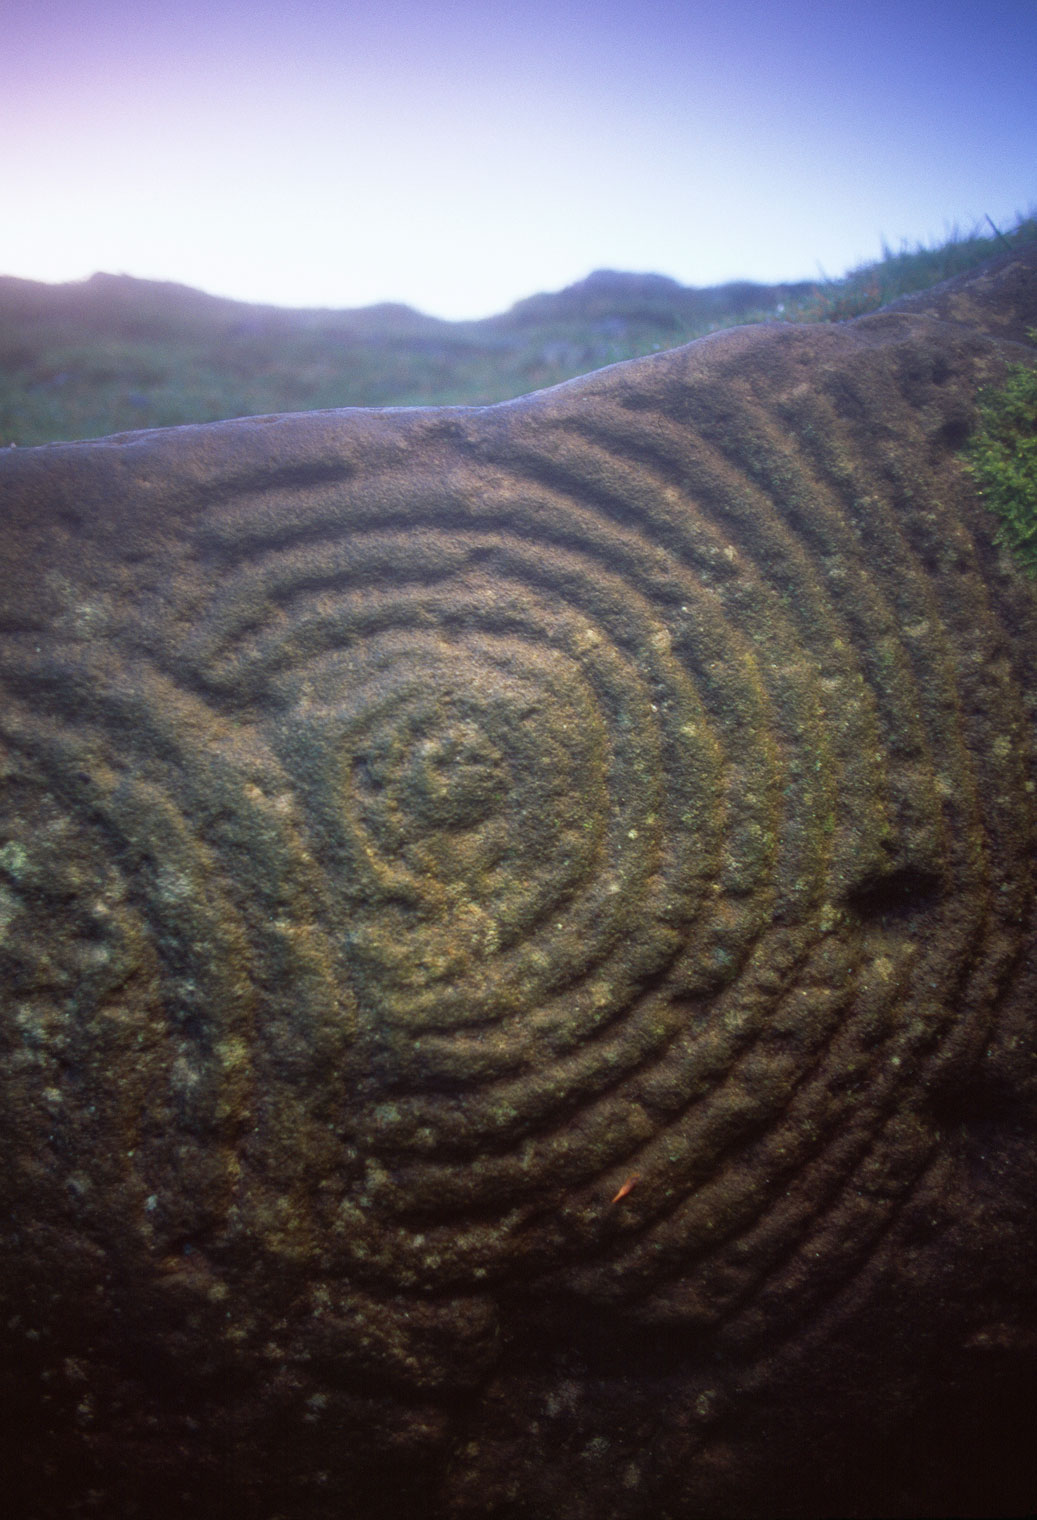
2, 248, 1036, 1518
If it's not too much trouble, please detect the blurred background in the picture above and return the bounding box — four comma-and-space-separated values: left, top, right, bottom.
2, 0, 1035, 441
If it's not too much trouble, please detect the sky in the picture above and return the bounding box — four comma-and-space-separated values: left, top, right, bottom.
2, 0, 1035, 321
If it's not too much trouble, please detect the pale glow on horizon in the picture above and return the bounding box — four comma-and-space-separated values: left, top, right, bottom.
2, 0, 1035, 320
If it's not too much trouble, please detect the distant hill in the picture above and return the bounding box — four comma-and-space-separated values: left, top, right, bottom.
0, 265, 808, 342
501, 268, 813, 330
0, 270, 452, 341
2, 214, 1034, 446
0, 266, 808, 446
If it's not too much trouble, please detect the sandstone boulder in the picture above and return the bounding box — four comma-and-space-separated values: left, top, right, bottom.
1, 246, 1036, 1518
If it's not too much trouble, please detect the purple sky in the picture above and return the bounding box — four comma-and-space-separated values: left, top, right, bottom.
3, 0, 1035, 319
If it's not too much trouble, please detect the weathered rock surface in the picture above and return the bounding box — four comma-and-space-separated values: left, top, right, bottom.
1, 246, 1036, 1519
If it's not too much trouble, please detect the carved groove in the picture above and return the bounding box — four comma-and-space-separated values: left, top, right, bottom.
0, 323, 1033, 1404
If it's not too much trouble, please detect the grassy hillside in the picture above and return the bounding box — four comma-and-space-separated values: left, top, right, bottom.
2, 213, 1034, 447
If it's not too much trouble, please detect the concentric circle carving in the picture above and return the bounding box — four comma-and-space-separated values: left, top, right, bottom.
2, 326, 1034, 1392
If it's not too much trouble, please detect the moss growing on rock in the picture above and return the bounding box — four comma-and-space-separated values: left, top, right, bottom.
965, 334, 1037, 573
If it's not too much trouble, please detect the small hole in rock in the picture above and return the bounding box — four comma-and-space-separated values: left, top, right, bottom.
844, 865, 941, 922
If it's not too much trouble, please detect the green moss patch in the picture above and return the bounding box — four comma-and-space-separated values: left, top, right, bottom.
965, 336, 1037, 574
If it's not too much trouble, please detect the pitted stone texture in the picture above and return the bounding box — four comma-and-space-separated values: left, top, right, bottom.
1, 247, 1036, 1519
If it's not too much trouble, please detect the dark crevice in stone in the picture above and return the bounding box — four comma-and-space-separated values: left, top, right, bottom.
842, 863, 942, 922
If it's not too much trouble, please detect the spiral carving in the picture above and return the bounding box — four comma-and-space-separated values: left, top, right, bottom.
1, 296, 1036, 1516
